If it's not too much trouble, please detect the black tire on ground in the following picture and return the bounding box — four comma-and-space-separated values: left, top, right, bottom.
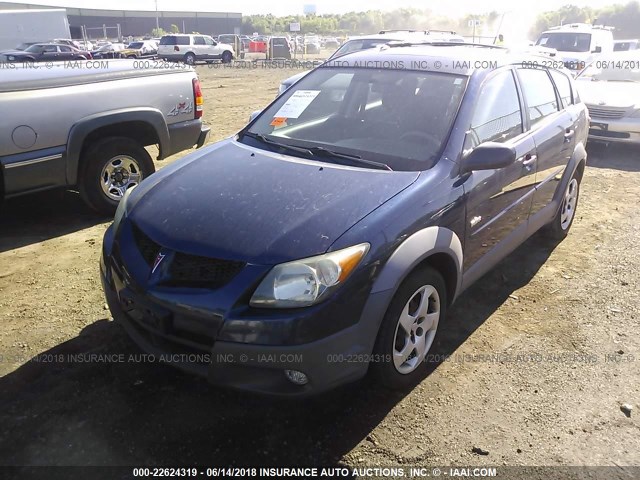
544, 169, 582, 241
222, 51, 232, 63
370, 266, 447, 390
184, 52, 196, 65
78, 137, 155, 215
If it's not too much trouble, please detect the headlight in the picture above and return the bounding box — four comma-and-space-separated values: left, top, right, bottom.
8, 55, 15, 61
113, 186, 134, 231
250, 243, 370, 308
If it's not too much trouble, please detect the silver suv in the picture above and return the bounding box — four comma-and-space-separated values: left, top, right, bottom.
158, 34, 235, 65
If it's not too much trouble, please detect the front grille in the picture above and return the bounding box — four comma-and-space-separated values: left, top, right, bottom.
130, 222, 245, 288
132, 224, 160, 266
169, 253, 245, 288
587, 106, 627, 119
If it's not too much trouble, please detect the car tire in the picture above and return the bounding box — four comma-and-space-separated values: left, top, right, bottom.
544, 169, 581, 241
370, 266, 447, 390
222, 51, 232, 63
184, 52, 196, 65
78, 137, 155, 215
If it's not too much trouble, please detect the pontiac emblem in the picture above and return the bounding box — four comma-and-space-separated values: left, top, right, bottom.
151, 253, 166, 274
598, 100, 606, 106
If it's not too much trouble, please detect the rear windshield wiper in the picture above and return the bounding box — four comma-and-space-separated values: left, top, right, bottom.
307, 146, 393, 171
243, 132, 313, 156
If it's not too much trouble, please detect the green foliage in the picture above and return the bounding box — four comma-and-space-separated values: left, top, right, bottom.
151, 27, 166, 37
170, 24, 180, 34
241, 8, 463, 36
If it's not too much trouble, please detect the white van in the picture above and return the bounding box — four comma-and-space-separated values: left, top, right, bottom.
536, 23, 614, 73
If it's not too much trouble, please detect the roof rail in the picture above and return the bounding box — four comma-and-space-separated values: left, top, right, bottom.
425, 29, 458, 35
386, 41, 507, 49
378, 29, 427, 34
548, 23, 614, 31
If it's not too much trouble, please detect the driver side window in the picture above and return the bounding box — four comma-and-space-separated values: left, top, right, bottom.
465, 70, 523, 150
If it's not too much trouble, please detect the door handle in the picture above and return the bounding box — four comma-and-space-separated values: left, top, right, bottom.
520, 153, 537, 170
564, 129, 575, 142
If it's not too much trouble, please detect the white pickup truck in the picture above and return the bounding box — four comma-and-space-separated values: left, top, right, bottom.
0, 59, 210, 214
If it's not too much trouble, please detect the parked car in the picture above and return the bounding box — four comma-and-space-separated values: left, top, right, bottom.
158, 34, 234, 64
304, 35, 321, 54
277, 30, 460, 95
2, 43, 91, 62
267, 36, 292, 59
536, 23, 614, 74
323, 37, 340, 50
216, 34, 243, 58
121, 40, 157, 58
91, 43, 125, 59
101, 45, 588, 396
0, 59, 210, 213
613, 39, 639, 51
575, 51, 640, 144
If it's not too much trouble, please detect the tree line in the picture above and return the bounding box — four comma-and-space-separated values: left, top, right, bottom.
241, 2, 640, 39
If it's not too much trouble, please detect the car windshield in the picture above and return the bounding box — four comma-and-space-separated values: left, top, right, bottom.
578, 56, 640, 82
24, 44, 45, 53
242, 66, 467, 172
128, 42, 143, 49
218, 35, 235, 43
536, 32, 592, 52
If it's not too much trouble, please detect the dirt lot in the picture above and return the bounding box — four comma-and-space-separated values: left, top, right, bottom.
0, 63, 639, 473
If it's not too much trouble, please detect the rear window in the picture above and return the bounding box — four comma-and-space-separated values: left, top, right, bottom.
160, 36, 189, 46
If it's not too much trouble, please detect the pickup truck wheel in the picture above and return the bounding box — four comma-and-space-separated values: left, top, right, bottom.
370, 266, 447, 390
79, 137, 155, 215
221, 51, 232, 63
545, 172, 581, 240
184, 53, 196, 65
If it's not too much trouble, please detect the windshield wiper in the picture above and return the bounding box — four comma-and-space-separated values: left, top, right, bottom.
243, 132, 392, 171
243, 132, 313, 156
307, 146, 393, 171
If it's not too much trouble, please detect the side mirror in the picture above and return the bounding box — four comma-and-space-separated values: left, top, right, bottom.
592, 46, 602, 53
249, 110, 261, 122
461, 142, 516, 173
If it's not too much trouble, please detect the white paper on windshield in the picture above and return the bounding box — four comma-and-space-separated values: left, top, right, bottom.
274, 90, 321, 119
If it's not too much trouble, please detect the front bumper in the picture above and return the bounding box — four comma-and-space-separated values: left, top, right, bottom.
588, 117, 640, 144
100, 246, 388, 397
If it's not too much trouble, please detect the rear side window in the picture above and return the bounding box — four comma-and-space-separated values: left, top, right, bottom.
160, 36, 189, 46
194, 36, 206, 45
467, 70, 523, 147
549, 69, 573, 107
517, 68, 559, 126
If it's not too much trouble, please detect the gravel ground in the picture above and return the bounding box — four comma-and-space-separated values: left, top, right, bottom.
0, 64, 638, 475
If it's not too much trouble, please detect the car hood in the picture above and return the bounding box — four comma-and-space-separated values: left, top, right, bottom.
129, 139, 419, 265
1, 50, 26, 56
577, 80, 640, 109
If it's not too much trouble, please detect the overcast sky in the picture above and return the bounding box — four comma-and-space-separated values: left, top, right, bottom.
20, 0, 617, 16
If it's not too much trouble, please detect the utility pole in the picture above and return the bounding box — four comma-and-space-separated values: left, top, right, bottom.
155, 0, 159, 30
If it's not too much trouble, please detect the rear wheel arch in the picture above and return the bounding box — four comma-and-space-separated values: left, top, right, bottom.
66, 110, 169, 184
